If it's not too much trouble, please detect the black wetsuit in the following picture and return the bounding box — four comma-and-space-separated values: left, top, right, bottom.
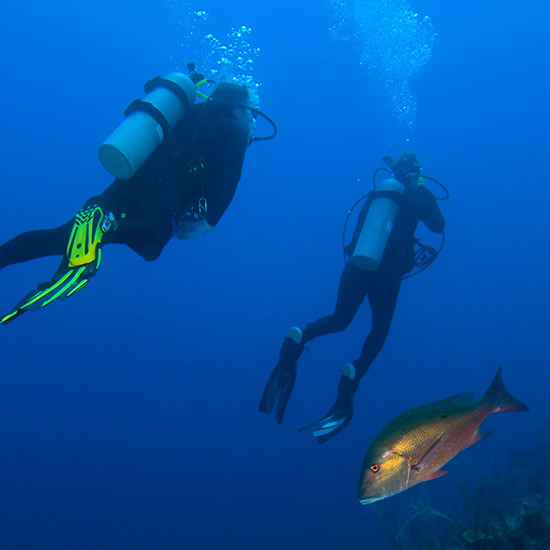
301, 185, 445, 397
0, 100, 250, 268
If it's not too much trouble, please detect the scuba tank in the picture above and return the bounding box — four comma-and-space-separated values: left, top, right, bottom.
351, 178, 405, 271
98, 72, 196, 180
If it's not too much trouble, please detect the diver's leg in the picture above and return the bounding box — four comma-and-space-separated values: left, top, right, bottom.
302, 262, 369, 343
0, 177, 172, 323
259, 263, 369, 424
0, 221, 73, 268
102, 218, 173, 262
0, 193, 119, 323
98, 177, 175, 262
299, 271, 400, 443
0, 180, 135, 269
353, 271, 401, 382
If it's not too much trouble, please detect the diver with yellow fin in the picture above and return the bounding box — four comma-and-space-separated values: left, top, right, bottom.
0, 64, 276, 325
259, 153, 447, 443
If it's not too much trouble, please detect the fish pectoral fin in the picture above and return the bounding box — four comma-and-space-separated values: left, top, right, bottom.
425, 469, 450, 481
468, 428, 492, 448
414, 433, 448, 469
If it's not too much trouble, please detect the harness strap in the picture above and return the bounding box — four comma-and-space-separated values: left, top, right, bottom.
123, 99, 170, 137
144, 75, 191, 110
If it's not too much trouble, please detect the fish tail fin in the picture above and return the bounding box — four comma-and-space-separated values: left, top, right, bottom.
483, 366, 529, 412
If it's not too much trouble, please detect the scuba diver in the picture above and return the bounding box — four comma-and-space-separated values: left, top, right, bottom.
259, 153, 446, 443
0, 66, 276, 324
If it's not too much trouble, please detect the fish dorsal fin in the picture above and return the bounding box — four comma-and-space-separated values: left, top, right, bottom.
373, 392, 476, 450
440, 392, 475, 408
397, 392, 475, 426
423, 392, 475, 419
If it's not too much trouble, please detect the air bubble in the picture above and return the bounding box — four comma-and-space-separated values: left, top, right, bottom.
328, 0, 435, 127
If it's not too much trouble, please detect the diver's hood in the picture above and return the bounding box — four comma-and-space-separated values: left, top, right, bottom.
209, 82, 249, 105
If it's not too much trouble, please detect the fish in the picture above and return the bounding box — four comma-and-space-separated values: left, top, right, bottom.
358, 367, 529, 504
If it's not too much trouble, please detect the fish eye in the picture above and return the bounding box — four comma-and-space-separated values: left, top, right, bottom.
370, 464, 380, 473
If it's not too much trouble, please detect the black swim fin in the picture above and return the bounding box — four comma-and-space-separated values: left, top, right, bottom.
299, 364, 357, 444
299, 405, 353, 444
258, 363, 297, 424
258, 327, 304, 424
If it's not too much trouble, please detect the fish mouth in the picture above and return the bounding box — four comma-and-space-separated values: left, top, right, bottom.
359, 495, 387, 505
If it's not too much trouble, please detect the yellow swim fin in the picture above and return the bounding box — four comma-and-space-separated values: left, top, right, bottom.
66, 204, 116, 267
1, 204, 116, 325
0, 252, 102, 325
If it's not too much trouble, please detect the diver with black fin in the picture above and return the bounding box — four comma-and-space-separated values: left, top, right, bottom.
0, 64, 277, 325
259, 153, 447, 443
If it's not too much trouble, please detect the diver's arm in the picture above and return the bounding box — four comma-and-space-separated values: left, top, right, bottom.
204, 114, 249, 227
412, 186, 445, 234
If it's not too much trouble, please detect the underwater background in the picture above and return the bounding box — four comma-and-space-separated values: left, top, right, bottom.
0, 0, 549, 548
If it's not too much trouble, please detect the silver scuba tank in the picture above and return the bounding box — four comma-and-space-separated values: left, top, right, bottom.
98, 72, 196, 180
351, 178, 405, 270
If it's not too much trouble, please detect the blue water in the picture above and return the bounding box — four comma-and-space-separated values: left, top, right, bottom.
0, 0, 549, 548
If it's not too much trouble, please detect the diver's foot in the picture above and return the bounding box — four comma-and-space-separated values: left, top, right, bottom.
299, 363, 356, 443
336, 363, 357, 408
279, 327, 304, 364
285, 326, 302, 345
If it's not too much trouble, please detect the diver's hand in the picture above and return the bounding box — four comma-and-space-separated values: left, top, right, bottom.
174, 219, 213, 240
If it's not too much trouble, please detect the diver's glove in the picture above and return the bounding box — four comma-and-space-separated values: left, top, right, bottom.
299, 363, 357, 444
173, 218, 213, 240
0, 205, 115, 325
258, 327, 304, 424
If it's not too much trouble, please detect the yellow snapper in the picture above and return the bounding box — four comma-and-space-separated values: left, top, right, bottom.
358, 367, 528, 504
